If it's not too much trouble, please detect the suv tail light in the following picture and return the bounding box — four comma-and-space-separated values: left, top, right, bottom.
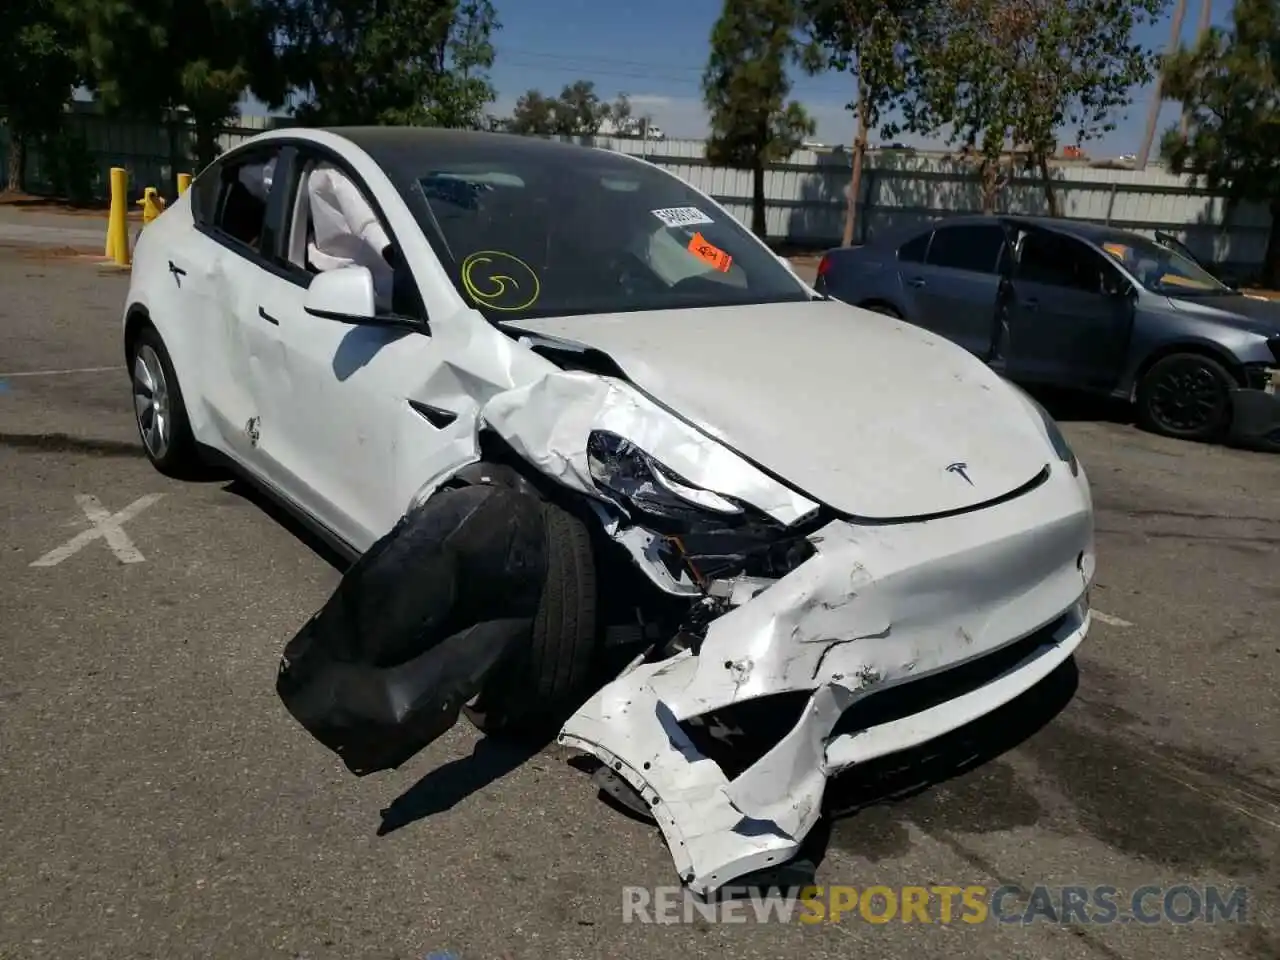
816, 255, 831, 278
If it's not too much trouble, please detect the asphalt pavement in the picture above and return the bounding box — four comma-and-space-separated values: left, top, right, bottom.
1, 246, 1278, 960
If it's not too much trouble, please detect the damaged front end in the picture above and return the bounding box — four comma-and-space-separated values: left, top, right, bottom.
275, 356, 1094, 899
479, 369, 1095, 897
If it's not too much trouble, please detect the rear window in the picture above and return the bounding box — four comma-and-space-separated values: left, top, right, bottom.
409, 151, 808, 321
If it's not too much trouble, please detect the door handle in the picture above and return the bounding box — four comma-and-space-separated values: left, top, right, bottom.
258, 305, 280, 325
907, 276, 926, 288
167, 260, 186, 287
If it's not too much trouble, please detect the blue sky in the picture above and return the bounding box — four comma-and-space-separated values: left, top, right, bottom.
481, 0, 1232, 157
241, 0, 1235, 158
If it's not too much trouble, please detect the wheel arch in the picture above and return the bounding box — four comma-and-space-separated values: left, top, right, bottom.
1130, 339, 1246, 400
123, 303, 152, 366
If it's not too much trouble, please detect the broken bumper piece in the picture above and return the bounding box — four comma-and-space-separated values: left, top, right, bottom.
275, 484, 548, 776
559, 469, 1094, 896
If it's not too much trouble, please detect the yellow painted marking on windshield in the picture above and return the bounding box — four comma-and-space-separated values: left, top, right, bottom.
460, 250, 540, 312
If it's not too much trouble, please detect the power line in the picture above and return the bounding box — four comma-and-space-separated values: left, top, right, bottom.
501, 56, 704, 86
496, 45, 708, 74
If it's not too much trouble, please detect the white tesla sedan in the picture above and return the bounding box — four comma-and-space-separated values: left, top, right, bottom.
122, 126, 1096, 896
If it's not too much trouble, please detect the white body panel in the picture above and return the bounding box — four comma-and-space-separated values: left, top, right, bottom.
123, 127, 1096, 898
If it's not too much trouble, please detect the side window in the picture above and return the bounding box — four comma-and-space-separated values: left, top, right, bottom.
290, 153, 427, 320
188, 166, 221, 226
898, 231, 931, 263
210, 151, 280, 253
925, 224, 1007, 273
1017, 231, 1108, 294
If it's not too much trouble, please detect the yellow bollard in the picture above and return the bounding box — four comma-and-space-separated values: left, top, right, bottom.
137, 186, 166, 225
105, 167, 130, 266
176, 173, 192, 195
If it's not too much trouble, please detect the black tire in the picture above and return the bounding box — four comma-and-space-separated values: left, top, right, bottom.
1135, 352, 1236, 443
861, 303, 902, 318
128, 323, 203, 478
463, 498, 599, 738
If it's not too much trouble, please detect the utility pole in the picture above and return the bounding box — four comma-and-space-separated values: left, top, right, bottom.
1135, 0, 1188, 169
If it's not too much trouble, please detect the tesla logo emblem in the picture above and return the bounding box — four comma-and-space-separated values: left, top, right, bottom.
946, 462, 974, 486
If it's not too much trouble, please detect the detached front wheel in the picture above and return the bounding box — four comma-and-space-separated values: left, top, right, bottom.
1136, 352, 1236, 443
463, 499, 599, 739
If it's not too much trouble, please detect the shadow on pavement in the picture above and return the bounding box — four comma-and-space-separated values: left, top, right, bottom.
220, 477, 352, 572
1020, 383, 1135, 426
376, 736, 545, 836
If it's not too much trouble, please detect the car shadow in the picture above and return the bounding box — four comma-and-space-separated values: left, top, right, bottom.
1018, 383, 1135, 426
375, 735, 547, 836
219, 477, 351, 572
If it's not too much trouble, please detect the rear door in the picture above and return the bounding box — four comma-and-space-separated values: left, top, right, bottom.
898, 222, 1009, 356
1004, 228, 1135, 392
185, 142, 289, 463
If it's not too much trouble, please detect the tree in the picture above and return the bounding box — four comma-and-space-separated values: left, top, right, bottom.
901, 0, 1163, 215
1160, 0, 1280, 286
275, 0, 499, 129
0, 0, 79, 192
64, 0, 284, 168
508, 89, 558, 135
703, 0, 815, 238
508, 81, 613, 136
799, 0, 919, 245
609, 93, 633, 132
552, 79, 608, 135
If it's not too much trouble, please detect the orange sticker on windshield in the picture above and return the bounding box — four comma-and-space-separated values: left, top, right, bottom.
688, 232, 733, 272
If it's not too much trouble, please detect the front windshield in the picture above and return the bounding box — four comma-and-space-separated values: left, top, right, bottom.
410, 149, 809, 321
1099, 235, 1230, 296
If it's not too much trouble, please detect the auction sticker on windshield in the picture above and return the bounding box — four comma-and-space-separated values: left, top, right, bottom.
688, 232, 733, 272
652, 206, 714, 228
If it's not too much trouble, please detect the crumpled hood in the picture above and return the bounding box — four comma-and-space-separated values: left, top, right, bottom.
1166, 293, 1280, 335
502, 300, 1053, 520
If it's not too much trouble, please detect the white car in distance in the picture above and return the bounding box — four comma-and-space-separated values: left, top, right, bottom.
122, 126, 1096, 897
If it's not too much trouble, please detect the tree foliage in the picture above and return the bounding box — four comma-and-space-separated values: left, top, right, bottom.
508, 80, 627, 135
902, 0, 1164, 214
703, 0, 815, 237
0, 0, 80, 191
63, 0, 283, 167
552, 80, 609, 134
1160, 0, 1280, 285
275, 0, 499, 129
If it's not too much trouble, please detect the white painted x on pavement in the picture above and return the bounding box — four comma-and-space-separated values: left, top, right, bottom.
30, 493, 166, 567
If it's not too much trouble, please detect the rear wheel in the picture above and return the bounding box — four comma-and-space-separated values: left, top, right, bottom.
463, 499, 599, 739
129, 324, 203, 477
1135, 352, 1235, 443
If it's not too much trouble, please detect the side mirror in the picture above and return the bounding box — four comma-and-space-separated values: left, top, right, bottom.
304, 265, 376, 323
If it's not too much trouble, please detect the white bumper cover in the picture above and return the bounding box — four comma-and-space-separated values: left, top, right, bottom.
482, 366, 1095, 896
558, 471, 1094, 896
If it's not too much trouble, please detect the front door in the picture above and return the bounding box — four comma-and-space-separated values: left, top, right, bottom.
241, 146, 480, 552
1004, 228, 1135, 393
